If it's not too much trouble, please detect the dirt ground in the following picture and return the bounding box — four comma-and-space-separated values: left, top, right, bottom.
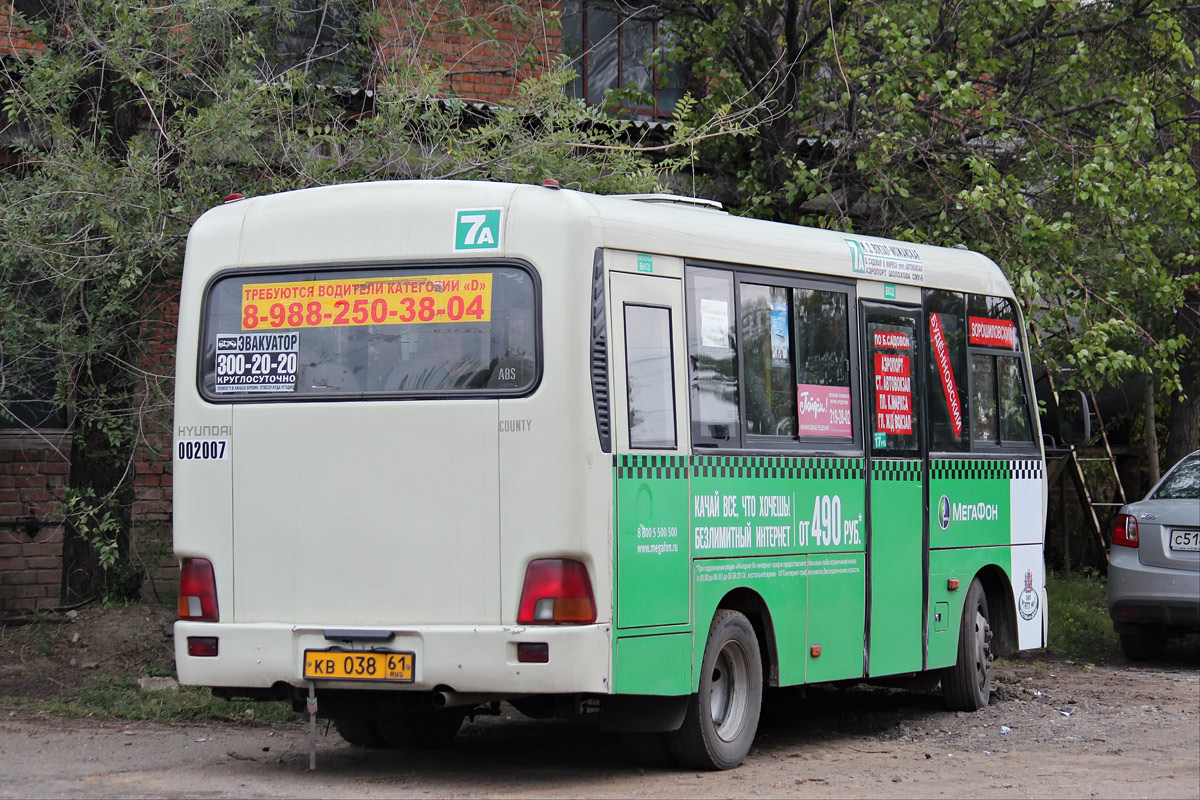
1, 604, 1198, 799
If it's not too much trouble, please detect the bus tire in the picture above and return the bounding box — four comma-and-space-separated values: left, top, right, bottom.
666, 609, 762, 770
375, 708, 466, 749
332, 717, 386, 747
942, 578, 993, 711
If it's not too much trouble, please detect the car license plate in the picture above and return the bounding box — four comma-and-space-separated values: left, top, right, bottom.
303, 649, 414, 681
1169, 529, 1200, 552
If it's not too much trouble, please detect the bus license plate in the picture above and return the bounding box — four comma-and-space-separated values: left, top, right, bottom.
1169, 529, 1200, 552
303, 650, 414, 681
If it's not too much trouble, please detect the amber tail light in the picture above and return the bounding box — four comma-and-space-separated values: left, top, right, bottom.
517, 559, 596, 624
178, 558, 219, 621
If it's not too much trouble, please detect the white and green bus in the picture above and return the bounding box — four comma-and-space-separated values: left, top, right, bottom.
173, 180, 1046, 769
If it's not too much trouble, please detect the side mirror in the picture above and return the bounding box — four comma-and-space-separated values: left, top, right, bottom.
1056, 389, 1092, 446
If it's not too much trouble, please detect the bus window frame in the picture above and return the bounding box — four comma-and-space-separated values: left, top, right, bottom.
963, 295, 1039, 454
195, 258, 544, 404
622, 301, 679, 451
863, 301, 926, 460
684, 260, 862, 456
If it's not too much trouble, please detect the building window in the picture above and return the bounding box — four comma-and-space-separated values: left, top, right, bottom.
256, 0, 363, 86
561, 0, 684, 120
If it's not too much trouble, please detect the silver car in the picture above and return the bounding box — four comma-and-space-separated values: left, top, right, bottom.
1108, 450, 1200, 660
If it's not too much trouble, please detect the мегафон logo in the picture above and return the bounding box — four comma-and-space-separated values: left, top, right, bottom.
938, 494, 951, 531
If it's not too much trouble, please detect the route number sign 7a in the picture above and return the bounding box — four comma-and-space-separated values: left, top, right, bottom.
454, 208, 502, 251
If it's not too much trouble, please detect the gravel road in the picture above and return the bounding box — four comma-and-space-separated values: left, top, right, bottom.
2, 656, 1196, 799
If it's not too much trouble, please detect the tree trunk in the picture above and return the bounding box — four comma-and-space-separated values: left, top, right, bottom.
1143, 377, 1160, 485
1164, 284, 1199, 469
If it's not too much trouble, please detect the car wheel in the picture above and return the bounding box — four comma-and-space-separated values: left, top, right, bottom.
1119, 626, 1167, 661
942, 578, 993, 711
666, 609, 763, 770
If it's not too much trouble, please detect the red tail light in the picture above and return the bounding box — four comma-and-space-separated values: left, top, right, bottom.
517, 559, 596, 624
1112, 514, 1139, 548
178, 558, 219, 621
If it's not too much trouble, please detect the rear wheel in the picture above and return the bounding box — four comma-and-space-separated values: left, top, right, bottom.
375, 707, 466, 749
332, 717, 386, 747
942, 578, 993, 711
1119, 626, 1167, 661
666, 609, 763, 770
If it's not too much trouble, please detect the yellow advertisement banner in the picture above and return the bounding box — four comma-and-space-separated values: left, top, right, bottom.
240, 273, 493, 330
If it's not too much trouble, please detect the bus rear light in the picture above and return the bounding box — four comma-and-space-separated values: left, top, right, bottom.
178, 558, 219, 622
187, 636, 219, 657
1112, 514, 1139, 548
517, 559, 596, 624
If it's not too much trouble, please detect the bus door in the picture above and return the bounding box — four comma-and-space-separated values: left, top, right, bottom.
862, 303, 927, 676
609, 270, 691, 634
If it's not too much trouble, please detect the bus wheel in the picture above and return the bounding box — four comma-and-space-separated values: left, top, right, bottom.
942, 578, 993, 711
376, 708, 466, 749
666, 609, 763, 770
332, 717, 386, 747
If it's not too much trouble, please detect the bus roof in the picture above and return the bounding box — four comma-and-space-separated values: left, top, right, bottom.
188, 180, 1014, 299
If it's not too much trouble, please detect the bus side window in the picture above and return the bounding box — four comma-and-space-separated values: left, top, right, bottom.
966, 294, 1035, 448
970, 353, 999, 441
741, 284, 795, 436
997, 355, 1033, 442
686, 268, 740, 445
793, 287, 853, 443
624, 304, 677, 449
923, 289, 969, 452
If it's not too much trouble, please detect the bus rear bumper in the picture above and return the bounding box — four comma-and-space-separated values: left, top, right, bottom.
174, 621, 613, 695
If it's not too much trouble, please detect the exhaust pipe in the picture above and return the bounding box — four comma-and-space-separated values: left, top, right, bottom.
432, 691, 505, 709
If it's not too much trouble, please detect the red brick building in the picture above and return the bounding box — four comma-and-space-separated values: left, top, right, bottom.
0, 0, 679, 613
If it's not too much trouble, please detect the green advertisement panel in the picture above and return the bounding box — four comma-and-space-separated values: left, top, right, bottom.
804, 552, 867, 683
868, 459, 924, 676
693, 556, 810, 687
615, 456, 690, 629
927, 547, 1012, 669
690, 457, 865, 557
614, 455, 870, 693
613, 633, 693, 695
692, 553, 870, 687
929, 459, 1012, 549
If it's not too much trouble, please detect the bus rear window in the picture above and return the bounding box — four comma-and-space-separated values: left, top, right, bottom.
199, 264, 538, 400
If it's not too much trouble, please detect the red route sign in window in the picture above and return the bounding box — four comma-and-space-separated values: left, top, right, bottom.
929, 313, 963, 437
874, 352, 913, 434
968, 316, 1015, 348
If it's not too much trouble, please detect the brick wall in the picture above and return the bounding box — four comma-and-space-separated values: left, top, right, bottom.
0, 277, 180, 614
0, 433, 70, 614
131, 280, 180, 603
378, 0, 563, 104
1, 6, 41, 57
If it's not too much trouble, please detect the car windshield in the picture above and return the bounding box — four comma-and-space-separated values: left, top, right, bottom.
1151, 454, 1200, 500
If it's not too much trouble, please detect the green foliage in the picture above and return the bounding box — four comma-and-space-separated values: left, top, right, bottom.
0, 0, 668, 599
659, 0, 1198, 447
1044, 569, 1118, 660
0, 682, 301, 726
